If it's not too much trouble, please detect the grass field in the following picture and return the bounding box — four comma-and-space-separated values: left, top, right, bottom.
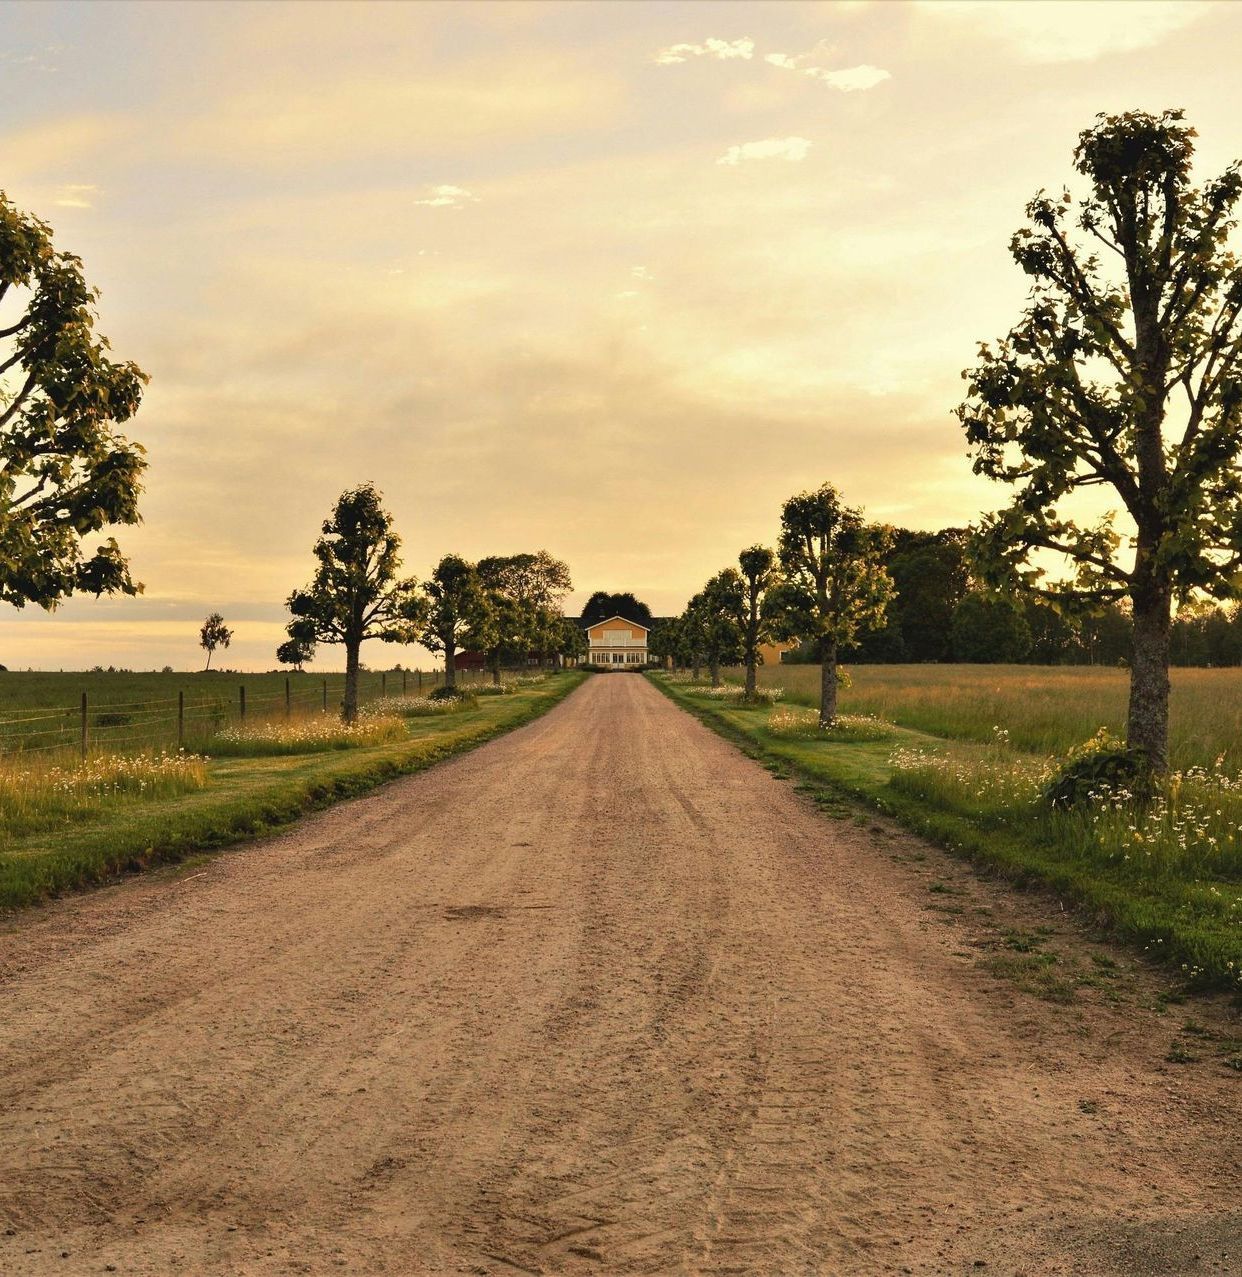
658, 667, 1242, 994
754, 663, 1242, 770
0, 672, 582, 911
0, 666, 490, 757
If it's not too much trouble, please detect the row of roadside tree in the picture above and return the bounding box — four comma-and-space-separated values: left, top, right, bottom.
277, 484, 585, 721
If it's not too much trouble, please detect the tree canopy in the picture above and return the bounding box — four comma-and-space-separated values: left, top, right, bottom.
0, 194, 148, 613
768, 483, 893, 726
958, 109, 1242, 769
419, 554, 491, 688
199, 612, 233, 671
580, 591, 653, 628
283, 484, 422, 720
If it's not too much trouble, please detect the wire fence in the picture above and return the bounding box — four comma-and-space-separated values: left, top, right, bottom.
0, 666, 509, 762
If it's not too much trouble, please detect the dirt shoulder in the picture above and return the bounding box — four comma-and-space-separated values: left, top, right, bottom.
0, 674, 1237, 1275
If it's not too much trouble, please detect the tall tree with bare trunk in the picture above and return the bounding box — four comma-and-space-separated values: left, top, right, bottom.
768, 484, 893, 728
282, 485, 422, 722
420, 555, 492, 690
959, 110, 1242, 773
199, 613, 232, 671
737, 545, 777, 701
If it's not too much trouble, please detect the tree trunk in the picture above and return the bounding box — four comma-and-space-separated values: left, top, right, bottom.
445, 644, 457, 689
490, 650, 501, 685
692, 659, 701, 681
744, 652, 757, 701
204, 648, 211, 672
343, 642, 360, 723
819, 640, 838, 728
1127, 585, 1172, 774
710, 657, 721, 688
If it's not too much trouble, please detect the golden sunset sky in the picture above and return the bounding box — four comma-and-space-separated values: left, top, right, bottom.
2, 0, 1239, 670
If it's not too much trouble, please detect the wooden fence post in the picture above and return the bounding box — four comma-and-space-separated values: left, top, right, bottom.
382, 671, 387, 699
178, 690, 185, 749
402, 669, 408, 696
239, 685, 246, 720
80, 692, 88, 761
285, 677, 291, 718
322, 679, 328, 714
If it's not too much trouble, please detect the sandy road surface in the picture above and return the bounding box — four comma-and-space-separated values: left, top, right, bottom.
0, 675, 1237, 1276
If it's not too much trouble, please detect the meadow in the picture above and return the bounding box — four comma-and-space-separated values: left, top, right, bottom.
0, 671, 581, 910
755, 663, 1242, 770
0, 666, 466, 757
660, 665, 1242, 993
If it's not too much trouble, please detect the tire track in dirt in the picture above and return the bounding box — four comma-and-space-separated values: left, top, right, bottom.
0, 675, 1237, 1275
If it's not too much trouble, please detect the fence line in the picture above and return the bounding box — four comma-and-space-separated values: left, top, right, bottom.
0, 665, 517, 762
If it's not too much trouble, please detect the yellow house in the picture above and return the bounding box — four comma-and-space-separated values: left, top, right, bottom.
757, 640, 796, 667
587, 616, 650, 667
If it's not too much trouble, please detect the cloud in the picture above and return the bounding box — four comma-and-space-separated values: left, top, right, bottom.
178, 59, 622, 164
717, 136, 812, 166
653, 37, 754, 65
414, 184, 478, 208
765, 48, 891, 92
52, 183, 98, 209
915, 0, 1211, 63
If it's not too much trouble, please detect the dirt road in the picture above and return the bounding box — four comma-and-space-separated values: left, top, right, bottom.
0, 676, 1237, 1276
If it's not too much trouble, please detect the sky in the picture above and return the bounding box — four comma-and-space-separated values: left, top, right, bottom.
1, 0, 1239, 671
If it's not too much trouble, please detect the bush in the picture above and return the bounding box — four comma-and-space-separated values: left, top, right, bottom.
475, 683, 515, 696
430, 685, 474, 703
1042, 728, 1148, 809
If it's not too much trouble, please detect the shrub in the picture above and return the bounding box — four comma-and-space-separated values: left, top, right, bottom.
1042, 728, 1148, 809
475, 682, 515, 696
430, 685, 475, 703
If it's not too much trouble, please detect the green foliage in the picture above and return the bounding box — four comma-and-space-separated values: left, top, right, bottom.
768, 483, 894, 655
957, 109, 1242, 768
199, 612, 233, 670
283, 485, 423, 720
276, 636, 314, 670
429, 684, 476, 704
738, 544, 777, 690
580, 590, 652, 627
689, 568, 745, 681
0, 193, 149, 611
284, 485, 422, 657
951, 592, 1032, 663
1042, 728, 1148, 809
419, 555, 492, 683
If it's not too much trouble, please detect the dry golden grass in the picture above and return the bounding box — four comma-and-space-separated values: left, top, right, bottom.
752, 664, 1242, 769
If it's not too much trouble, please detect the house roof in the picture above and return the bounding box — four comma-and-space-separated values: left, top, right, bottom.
585, 614, 650, 633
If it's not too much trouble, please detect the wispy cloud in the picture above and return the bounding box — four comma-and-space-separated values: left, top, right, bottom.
414, 184, 478, 208
765, 48, 891, 92
717, 136, 811, 166
653, 37, 754, 65
915, 0, 1211, 63
53, 183, 98, 209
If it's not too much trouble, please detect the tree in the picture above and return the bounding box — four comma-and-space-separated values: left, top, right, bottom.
419, 555, 492, 689
767, 483, 894, 727
199, 612, 233, 671
958, 110, 1242, 772
555, 615, 588, 666
580, 591, 653, 628
474, 556, 533, 684
889, 531, 971, 663
0, 194, 148, 621
692, 569, 745, 687
950, 592, 1033, 663
276, 636, 314, 672
282, 484, 422, 722
737, 545, 777, 700
647, 617, 678, 669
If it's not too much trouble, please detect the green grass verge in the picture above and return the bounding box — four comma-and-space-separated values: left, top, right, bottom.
0, 674, 584, 912
652, 675, 1242, 995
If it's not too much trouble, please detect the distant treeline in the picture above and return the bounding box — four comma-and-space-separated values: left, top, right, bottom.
778, 529, 1242, 668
